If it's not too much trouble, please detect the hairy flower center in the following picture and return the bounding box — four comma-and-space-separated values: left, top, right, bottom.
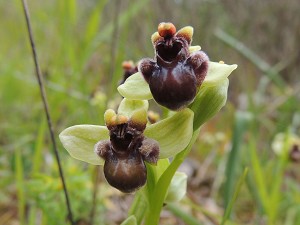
156, 41, 182, 62
110, 124, 133, 152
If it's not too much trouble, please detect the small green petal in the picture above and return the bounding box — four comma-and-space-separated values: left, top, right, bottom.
144, 109, 194, 158
191, 79, 229, 130
176, 26, 193, 44
117, 72, 152, 100
165, 172, 187, 203
104, 109, 117, 126
130, 108, 148, 129
59, 125, 109, 165
118, 98, 149, 118
120, 215, 137, 225
151, 31, 161, 46
189, 45, 201, 53
202, 61, 237, 87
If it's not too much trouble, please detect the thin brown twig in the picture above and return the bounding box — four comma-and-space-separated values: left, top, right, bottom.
21, 0, 74, 224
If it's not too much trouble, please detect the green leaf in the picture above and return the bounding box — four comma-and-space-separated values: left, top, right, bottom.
144, 109, 194, 158
203, 62, 237, 87
146, 159, 170, 193
165, 171, 187, 203
117, 72, 152, 100
59, 125, 109, 165
118, 98, 149, 117
121, 215, 137, 225
190, 79, 229, 130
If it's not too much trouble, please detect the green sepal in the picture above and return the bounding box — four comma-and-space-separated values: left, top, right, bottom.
191, 79, 229, 130
190, 62, 237, 130
203, 62, 237, 87
59, 125, 109, 165
117, 72, 152, 100
144, 109, 194, 158
118, 98, 149, 117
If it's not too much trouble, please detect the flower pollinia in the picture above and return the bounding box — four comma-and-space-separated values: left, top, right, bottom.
138, 22, 209, 111
59, 98, 194, 193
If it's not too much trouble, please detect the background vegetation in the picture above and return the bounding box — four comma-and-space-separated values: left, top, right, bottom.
1, 0, 300, 224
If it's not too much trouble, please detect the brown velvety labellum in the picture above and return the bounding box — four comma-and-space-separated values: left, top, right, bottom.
149, 64, 197, 110
104, 151, 147, 193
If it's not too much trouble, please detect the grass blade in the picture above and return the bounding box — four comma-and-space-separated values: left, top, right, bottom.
15, 149, 25, 225
32, 118, 46, 175
224, 111, 251, 207
214, 28, 286, 89
221, 168, 249, 225
167, 203, 204, 225
249, 138, 269, 216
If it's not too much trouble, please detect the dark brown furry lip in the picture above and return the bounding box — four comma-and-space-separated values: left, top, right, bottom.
95, 112, 159, 193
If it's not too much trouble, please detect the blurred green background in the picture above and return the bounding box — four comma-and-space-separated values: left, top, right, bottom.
1, 0, 300, 224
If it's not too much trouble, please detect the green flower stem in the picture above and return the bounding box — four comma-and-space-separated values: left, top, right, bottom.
129, 159, 171, 225
144, 128, 201, 225
128, 191, 148, 225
